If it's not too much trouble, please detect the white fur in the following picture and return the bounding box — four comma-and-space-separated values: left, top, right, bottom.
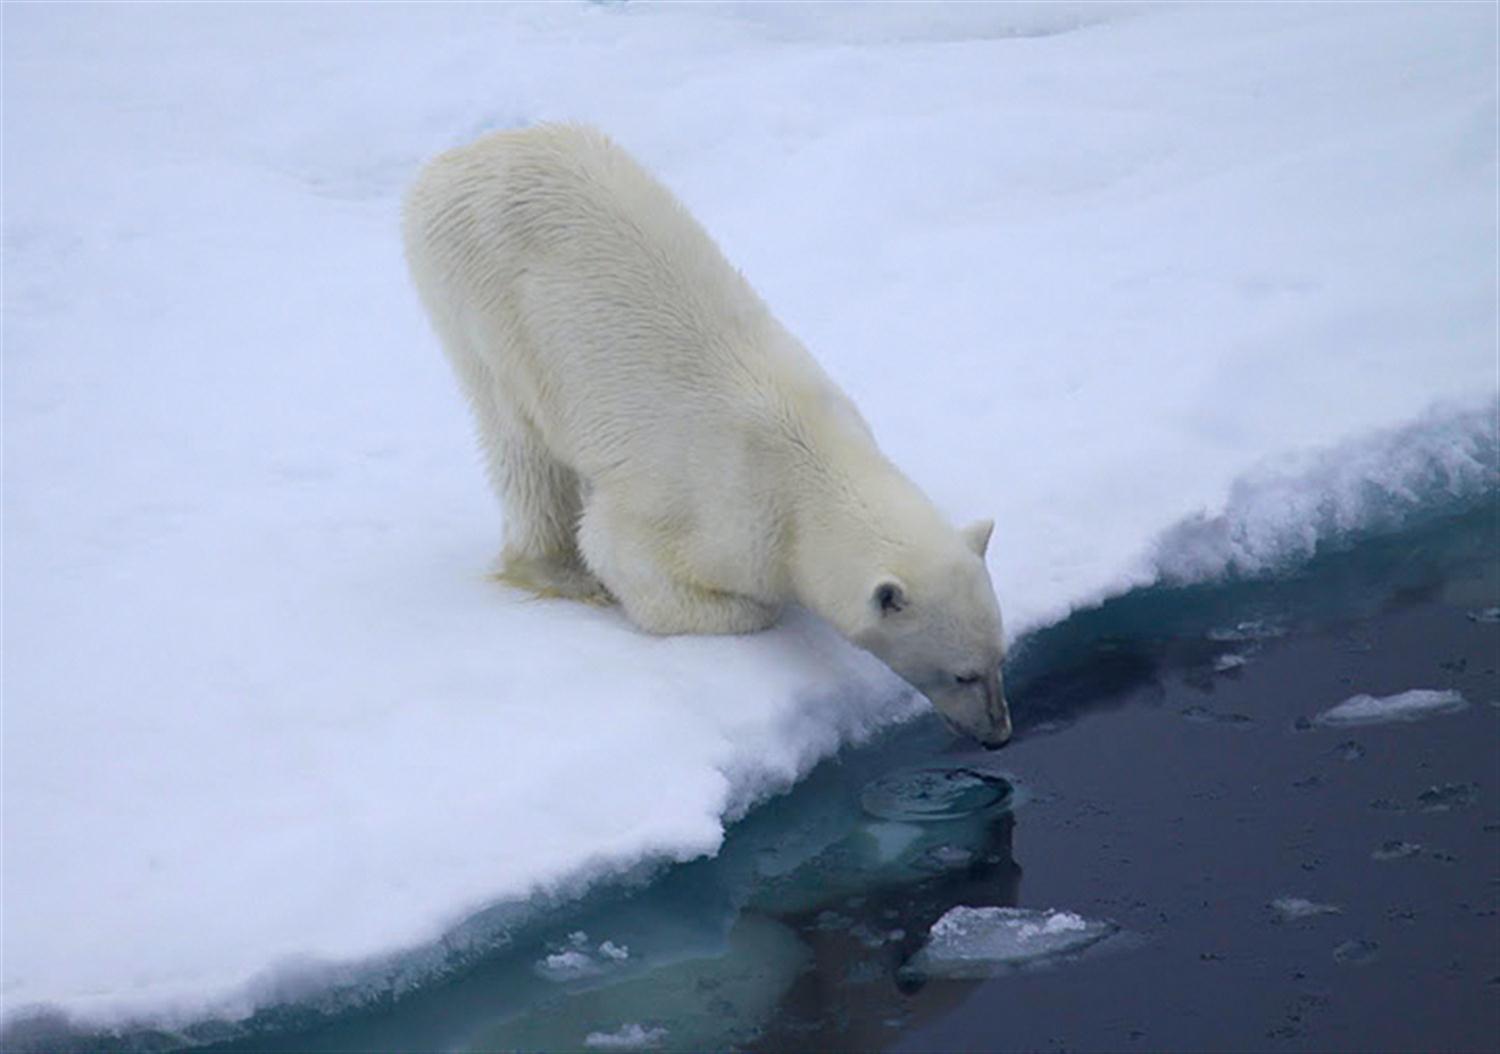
403, 124, 1010, 744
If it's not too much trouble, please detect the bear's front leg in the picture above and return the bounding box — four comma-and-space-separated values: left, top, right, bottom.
625, 581, 780, 636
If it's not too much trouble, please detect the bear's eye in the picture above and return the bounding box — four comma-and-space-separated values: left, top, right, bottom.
955, 673, 982, 686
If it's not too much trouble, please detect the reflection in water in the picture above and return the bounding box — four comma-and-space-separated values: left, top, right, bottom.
462, 765, 1024, 1052
752, 811, 1023, 1052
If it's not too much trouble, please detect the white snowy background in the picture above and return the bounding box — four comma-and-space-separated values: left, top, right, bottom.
4, 0, 1496, 1031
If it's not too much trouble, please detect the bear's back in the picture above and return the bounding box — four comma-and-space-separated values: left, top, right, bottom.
404, 124, 860, 485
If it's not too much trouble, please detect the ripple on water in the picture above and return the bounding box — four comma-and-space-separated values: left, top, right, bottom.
860, 767, 1014, 823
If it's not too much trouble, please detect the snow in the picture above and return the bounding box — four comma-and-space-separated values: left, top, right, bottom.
910, 906, 1116, 975
1316, 689, 1469, 727
3, 0, 1496, 1034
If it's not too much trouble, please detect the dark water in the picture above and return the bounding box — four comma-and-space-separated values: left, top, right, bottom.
28, 505, 1499, 1053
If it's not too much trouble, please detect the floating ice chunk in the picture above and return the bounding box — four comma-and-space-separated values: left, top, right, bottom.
813, 910, 852, 932
1332, 740, 1365, 762
1372, 840, 1421, 861
536, 949, 602, 982
535, 935, 631, 981
1270, 896, 1342, 921
915, 844, 976, 873
1418, 783, 1478, 811
849, 921, 898, 948
1315, 689, 1467, 727
1213, 653, 1249, 672
1208, 620, 1286, 642
1181, 705, 1254, 727
583, 1024, 667, 1050
861, 767, 1013, 822
907, 906, 1115, 976
1467, 607, 1500, 623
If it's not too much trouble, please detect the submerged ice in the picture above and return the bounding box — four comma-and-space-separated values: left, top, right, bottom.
583, 1024, 668, 1050
907, 907, 1116, 977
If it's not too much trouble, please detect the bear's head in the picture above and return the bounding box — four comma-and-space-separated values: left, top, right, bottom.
851, 518, 1010, 748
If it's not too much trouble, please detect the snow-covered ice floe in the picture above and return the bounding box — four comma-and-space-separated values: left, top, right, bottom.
4, 0, 1497, 1037
905, 907, 1117, 978
1315, 689, 1468, 727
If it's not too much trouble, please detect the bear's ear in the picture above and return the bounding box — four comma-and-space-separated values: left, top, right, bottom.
962, 518, 994, 558
872, 579, 907, 616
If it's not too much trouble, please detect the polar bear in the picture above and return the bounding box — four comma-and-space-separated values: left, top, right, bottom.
403, 124, 1011, 747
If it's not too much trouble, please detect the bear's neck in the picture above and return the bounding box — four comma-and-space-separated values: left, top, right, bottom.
782, 432, 946, 639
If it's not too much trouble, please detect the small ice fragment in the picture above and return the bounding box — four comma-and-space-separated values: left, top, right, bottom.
536, 934, 631, 981
915, 844, 975, 872
861, 767, 1012, 822
583, 1024, 667, 1050
850, 922, 891, 948
535, 948, 602, 981
1181, 705, 1253, 726
1372, 840, 1421, 861
1467, 607, 1500, 623
1333, 741, 1365, 762
1270, 897, 1341, 922
1417, 783, 1478, 811
907, 906, 1115, 977
1208, 620, 1285, 642
1213, 653, 1248, 672
814, 910, 851, 932
1332, 939, 1379, 965
1315, 689, 1467, 727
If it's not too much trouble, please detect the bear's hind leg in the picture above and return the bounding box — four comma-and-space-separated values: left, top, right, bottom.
464, 379, 604, 603
420, 301, 605, 603
577, 499, 778, 635
489, 426, 608, 604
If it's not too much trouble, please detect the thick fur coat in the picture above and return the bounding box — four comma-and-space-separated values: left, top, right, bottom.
403, 124, 1010, 745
